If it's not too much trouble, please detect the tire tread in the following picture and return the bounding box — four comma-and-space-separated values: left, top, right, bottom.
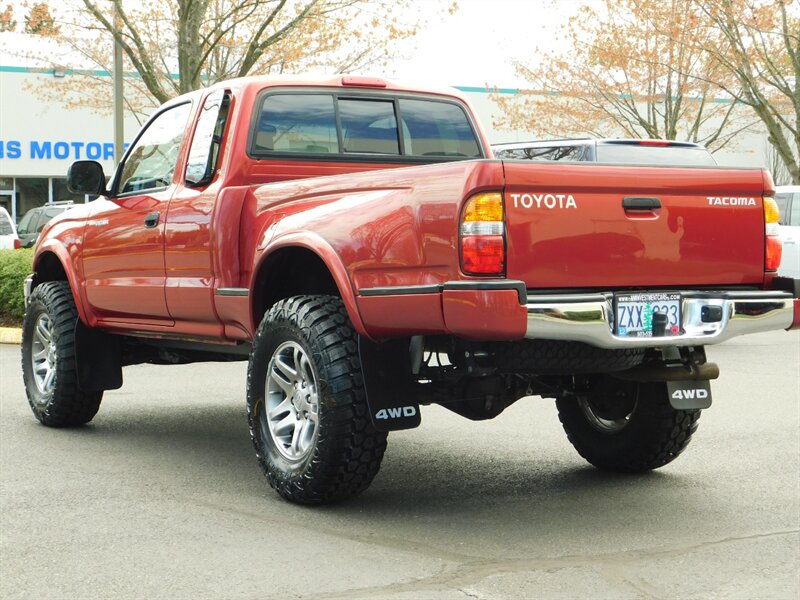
247, 295, 387, 504
21, 281, 102, 427
556, 382, 700, 472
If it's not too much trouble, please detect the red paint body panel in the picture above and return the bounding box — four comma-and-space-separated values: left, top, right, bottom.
503, 162, 766, 289
442, 289, 528, 340
164, 181, 220, 329
81, 193, 175, 326
358, 294, 446, 337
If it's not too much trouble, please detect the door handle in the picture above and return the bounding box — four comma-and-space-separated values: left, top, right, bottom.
144, 211, 160, 228
623, 196, 661, 210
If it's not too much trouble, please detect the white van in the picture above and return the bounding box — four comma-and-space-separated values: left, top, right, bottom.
0, 207, 20, 250
774, 186, 800, 279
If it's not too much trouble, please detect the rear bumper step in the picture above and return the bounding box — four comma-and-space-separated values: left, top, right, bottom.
525, 290, 796, 349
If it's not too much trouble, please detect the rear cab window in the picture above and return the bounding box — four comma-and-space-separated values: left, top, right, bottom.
250, 90, 483, 161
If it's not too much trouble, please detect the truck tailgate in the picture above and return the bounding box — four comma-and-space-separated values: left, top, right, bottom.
503, 162, 767, 288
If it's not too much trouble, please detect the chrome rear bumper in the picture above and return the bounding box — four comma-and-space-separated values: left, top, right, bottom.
525, 291, 795, 349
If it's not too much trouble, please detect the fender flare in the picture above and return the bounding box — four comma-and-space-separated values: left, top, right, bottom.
33, 240, 92, 327
253, 232, 370, 338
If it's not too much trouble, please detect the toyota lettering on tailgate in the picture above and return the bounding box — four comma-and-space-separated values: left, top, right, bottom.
510, 193, 578, 209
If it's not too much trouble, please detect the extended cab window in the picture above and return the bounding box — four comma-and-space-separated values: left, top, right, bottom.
186, 90, 231, 186
251, 92, 481, 160
118, 103, 192, 195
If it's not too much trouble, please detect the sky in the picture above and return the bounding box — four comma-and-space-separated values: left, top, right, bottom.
381, 0, 589, 89
0, 0, 589, 89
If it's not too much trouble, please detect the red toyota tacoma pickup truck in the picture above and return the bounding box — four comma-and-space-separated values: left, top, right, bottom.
21, 76, 800, 504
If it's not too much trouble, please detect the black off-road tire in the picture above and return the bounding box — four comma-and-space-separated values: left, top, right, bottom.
247, 295, 388, 505
21, 281, 103, 427
491, 340, 644, 374
556, 380, 700, 472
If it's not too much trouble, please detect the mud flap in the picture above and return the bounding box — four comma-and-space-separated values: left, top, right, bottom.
667, 380, 712, 410
75, 321, 123, 392
358, 337, 421, 432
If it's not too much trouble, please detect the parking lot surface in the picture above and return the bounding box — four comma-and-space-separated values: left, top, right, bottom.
1, 330, 798, 599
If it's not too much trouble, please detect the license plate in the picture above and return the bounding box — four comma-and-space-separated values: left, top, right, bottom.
615, 292, 681, 337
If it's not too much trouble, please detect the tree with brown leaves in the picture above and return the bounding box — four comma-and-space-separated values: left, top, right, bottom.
0, 4, 16, 32
19, 0, 442, 119
682, 0, 799, 183
24, 1, 59, 35
493, 0, 758, 153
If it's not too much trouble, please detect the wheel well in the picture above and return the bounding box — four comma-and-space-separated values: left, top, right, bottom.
33, 251, 68, 286
252, 248, 340, 326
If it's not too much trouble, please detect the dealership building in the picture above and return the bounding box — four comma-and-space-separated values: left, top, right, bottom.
0, 33, 773, 224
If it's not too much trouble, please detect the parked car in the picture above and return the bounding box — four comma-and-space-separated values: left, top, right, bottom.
0, 207, 20, 249
16, 201, 74, 249
491, 138, 717, 166
774, 185, 800, 278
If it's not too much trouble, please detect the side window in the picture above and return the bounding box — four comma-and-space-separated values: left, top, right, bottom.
398, 99, 480, 158
118, 103, 192, 195
17, 211, 35, 234
186, 90, 231, 186
502, 148, 534, 160
529, 145, 584, 161
255, 94, 338, 154
34, 211, 50, 233
35, 208, 63, 233
339, 99, 399, 155
0, 211, 13, 235
775, 193, 792, 226
791, 194, 800, 226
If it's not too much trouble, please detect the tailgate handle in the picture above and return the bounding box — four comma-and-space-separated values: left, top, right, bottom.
623, 197, 661, 210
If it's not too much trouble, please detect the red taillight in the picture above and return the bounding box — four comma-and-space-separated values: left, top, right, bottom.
764, 197, 782, 271
460, 192, 505, 275
766, 235, 782, 271
637, 140, 671, 146
462, 235, 505, 274
13, 239, 20, 250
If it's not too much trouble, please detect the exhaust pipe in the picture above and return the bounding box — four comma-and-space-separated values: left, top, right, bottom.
614, 362, 720, 383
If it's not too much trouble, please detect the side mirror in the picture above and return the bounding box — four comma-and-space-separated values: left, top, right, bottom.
67, 160, 107, 195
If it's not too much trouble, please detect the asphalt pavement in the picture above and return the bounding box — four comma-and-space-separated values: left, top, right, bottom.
1, 330, 799, 599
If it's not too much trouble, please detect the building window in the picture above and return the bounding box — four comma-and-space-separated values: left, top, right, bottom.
52, 178, 88, 203
15, 178, 48, 217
